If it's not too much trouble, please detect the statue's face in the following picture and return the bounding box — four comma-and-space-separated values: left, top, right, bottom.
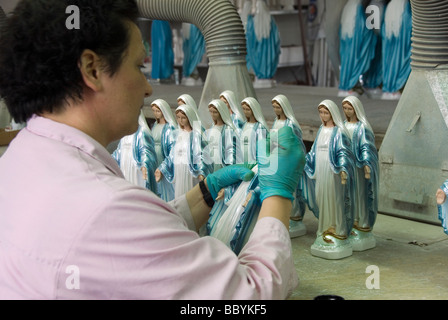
208, 106, 222, 123
272, 101, 284, 117
151, 105, 163, 120
342, 102, 356, 121
242, 103, 254, 121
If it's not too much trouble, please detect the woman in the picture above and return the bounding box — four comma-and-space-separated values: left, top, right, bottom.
151, 99, 178, 201
219, 90, 246, 131
240, 97, 269, 165
271, 94, 307, 238
156, 104, 212, 198
303, 99, 355, 259
112, 111, 158, 193
342, 95, 379, 251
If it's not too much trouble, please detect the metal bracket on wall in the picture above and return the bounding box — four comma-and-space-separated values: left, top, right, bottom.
406, 111, 422, 133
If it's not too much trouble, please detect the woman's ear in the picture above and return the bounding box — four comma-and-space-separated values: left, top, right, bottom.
78, 49, 103, 92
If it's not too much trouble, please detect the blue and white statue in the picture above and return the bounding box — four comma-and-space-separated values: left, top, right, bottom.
219, 90, 246, 132
151, 99, 178, 202
112, 111, 158, 194
338, 0, 377, 97
303, 100, 356, 259
151, 20, 174, 81
206, 99, 243, 172
245, 0, 281, 88
240, 97, 269, 166
156, 104, 212, 198
436, 182, 448, 236
181, 23, 206, 86
207, 165, 261, 255
342, 96, 379, 251
177, 93, 205, 136
271, 94, 307, 238
381, 0, 412, 100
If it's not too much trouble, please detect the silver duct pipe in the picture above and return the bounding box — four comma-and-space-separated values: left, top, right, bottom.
410, 0, 448, 69
136, 0, 256, 127
378, 0, 448, 224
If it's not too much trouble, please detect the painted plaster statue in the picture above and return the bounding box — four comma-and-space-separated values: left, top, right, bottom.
271, 94, 307, 238
151, 20, 174, 82
219, 90, 246, 131
240, 97, 269, 165
181, 23, 205, 86
303, 100, 355, 259
338, 0, 377, 97
156, 104, 212, 198
245, 0, 281, 88
342, 96, 379, 250
207, 165, 261, 254
362, 0, 386, 98
151, 99, 178, 202
436, 183, 448, 235
177, 93, 205, 135
381, 0, 412, 100
112, 111, 158, 194
207, 99, 243, 172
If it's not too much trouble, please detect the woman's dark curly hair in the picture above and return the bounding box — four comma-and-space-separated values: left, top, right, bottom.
0, 0, 140, 123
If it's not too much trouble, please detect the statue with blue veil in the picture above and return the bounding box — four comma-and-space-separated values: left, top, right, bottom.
207, 97, 268, 243
362, 0, 386, 97
381, 0, 412, 100
151, 99, 178, 202
436, 182, 448, 236
206, 99, 243, 172
181, 23, 206, 86
342, 96, 379, 251
338, 0, 377, 96
207, 165, 261, 255
112, 111, 158, 194
156, 104, 212, 199
177, 93, 206, 138
303, 100, 356, 259
151, 20, 174, 81
245, 0, 281, 88
219, 90, 246, 132
239, 97, 269, 166
271, 94, 307, 238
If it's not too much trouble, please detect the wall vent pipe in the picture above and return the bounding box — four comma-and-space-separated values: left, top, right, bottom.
136, 0, 256, 127
410, 0, 448, 69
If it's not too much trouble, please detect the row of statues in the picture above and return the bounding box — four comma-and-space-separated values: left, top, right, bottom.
339, 0, 412, 100
112, 90, 380, 260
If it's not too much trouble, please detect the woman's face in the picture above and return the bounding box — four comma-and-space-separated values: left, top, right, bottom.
176, 111, 191, 131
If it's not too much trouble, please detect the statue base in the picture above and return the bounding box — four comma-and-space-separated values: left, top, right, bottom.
349, 228, 376, 252
311, 234, 353, 260
289, 219, 306, 238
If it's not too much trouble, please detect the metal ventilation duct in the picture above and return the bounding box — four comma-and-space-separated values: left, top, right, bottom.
136, 0, 256, 128
378, 0, 448, 224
